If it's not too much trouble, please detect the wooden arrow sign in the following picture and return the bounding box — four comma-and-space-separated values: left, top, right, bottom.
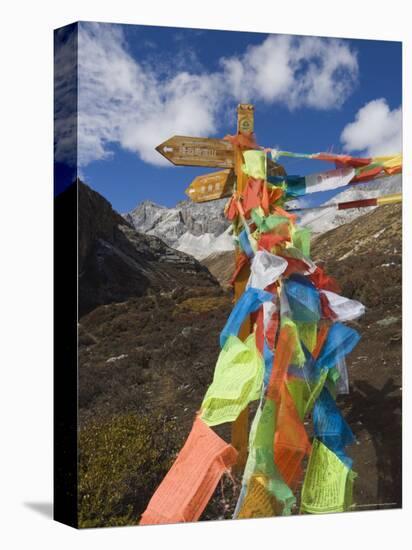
155, 135, 235, 168
185, 169, 235, 203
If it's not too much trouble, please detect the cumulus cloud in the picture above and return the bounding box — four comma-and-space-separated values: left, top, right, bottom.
77, 23, 222, 166
340, 98, 402, 156
221, 35, 358, 109
62, 23, 359, 168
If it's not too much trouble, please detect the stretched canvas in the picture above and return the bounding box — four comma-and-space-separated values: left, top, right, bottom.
54, 21, 402, 528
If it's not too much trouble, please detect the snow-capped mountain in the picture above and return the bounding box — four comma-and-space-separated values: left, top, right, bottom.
291, 174, 402, 234
124, 198, 234, 260
124, 174, 401, 261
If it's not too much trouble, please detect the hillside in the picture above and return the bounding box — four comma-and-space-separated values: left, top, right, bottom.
78, 182, 218, 316
77, 182, 233, 526
202, 250, 236, 288
78, 194, 401, 526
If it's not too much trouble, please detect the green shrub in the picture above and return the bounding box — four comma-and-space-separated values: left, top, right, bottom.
78, 413, 180, 528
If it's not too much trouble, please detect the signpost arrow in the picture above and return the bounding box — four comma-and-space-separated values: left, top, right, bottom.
155, 135, 235, 168
185, 169, 235, 203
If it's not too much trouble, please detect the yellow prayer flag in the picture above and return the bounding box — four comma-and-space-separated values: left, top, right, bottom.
373, 154, 402, 170
301, 439, 356, 514
238, 474, 281, 519
242, 150, 267, 180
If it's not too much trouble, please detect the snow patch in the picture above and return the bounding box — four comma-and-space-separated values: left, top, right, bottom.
296, 174, 402, 234
177, 226, 234, 260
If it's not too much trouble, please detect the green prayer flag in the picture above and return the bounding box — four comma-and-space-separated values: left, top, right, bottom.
301, 439, 357, 514
251, 208, 289, 234
286, 378, 310, 421
201, 333, 264, 426
242, 150, 267, 180
281, 317, 305, 367
296, 321, 318, 354
292, 227, 311, 257
304, 370, 328, 416
240, 400, 296, 516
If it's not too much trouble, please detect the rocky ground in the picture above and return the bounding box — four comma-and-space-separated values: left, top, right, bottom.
79, 287, 232, 428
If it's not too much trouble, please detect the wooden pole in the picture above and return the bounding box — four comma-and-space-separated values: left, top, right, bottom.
231, 104, 254, 474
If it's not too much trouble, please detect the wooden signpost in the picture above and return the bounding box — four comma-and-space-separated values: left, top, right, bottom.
155, 104, 259, 473
231, 104, 255, 473
185, 169, 235, 203
155, 135, 235, 168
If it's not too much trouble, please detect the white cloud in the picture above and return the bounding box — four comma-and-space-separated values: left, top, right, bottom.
221, 35, 358, 109
71, 24, 359, 168
77, 23, 222, 166
340, 98, 402, 156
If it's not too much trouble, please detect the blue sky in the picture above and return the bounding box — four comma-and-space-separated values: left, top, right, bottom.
56, 22, 402, 212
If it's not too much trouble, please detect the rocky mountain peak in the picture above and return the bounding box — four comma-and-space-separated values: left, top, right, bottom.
124, 197, 233, 260
123, 200, 170, 233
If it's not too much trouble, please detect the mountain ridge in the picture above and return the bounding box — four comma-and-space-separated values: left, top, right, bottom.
124, 175, 402, 260
124, 197, 233, 260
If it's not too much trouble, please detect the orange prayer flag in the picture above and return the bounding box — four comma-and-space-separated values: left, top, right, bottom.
308, 266, 340, 294
225, 195, 238, 221
229, 252, 250, 287
139, 416, 237, 525
315, 152, 371, 167
273, 205, 297, 224
274, 384, 311, 490
265, 321, 312, 489
386, 165, 401, 175
258, 233, 290, 253
266, 323, 295, 402
243, 179, 264, 216
261, 181, 270, 215
281, 256, 311, 278
223, 132, 258, 150
351, 166, 382, 183
313, 323, 329, 359
251, 306, 265, 354
268, 186, 284, 205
